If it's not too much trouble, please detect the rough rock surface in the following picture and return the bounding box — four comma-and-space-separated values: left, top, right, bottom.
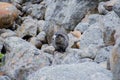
27, 62, 112, 80
3, 37, 51, 79
0, 2, 19, 28
44, 0, 98, 43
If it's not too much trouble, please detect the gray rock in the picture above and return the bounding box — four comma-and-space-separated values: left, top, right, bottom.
0, 29, 17, 39
101, 11, 120, 30
110, 39, 120, 80
94, 46, 113, 63
42, 46, 55, 54
3, 37, 51, 79
27, 62, 112, 80
113, 2, 120, 17
16, 17, 38, 38
37, 20, 45, 32
44, 0, 97, 43
29, 37, 42, 49
80, 27, 103, 49
62, 49, 93, 64
74, 22, 89, 33
36, 31, 46, 43
22, 3, 46, 20
103, 27, 115, 46
98, 2, 109, 15
68, 33, 80, 48
0, 76, 11, 80
0, 37, 4, 51
88, 14, 101, 25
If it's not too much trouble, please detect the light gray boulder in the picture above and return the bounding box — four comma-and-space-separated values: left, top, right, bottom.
3, 37, 52, 79
27, 62, 112, 80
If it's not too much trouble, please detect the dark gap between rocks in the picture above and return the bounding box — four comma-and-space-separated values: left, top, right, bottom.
22, 35, 32, 41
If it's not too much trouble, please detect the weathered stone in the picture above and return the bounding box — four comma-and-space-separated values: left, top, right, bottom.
3, 37, 51, 79
44, 0, 97, 43
37, 20, 45, 32
36, 31, 46, 43
0, 76, 11, 80
68, 33, 80, 48
16, 17, 38, 38
98, 2, 109, 15
113, 2, 120, 17
0, 29, 17, 38
42, 46, 55, 54
74, 22, 89, 33
110, 39, 120, 80
94, 46, 113, 63
0, 2, 19, 28
29, 37, 42, 49
70, 31, 81, 38
22, 3, 46, 20
80, 27, 103, 49
27, 62, 112, 80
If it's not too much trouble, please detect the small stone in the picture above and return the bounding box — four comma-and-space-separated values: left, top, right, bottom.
0, 2, 19, 28
70, 31, 81, 38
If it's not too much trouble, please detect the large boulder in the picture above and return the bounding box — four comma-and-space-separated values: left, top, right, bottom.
44, 0, 98, 43
110, 39, 120, 80
3, 37, 52, 79
16, 17, 38, 38
27, 62, 112, 80
0, 2, 19, 28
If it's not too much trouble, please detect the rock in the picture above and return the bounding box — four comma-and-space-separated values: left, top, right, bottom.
101, 11, 120, 30
88, 14, 101, 25
42, 46, 55, 54
61, 49, 93, 64
0, 2, 19, 28
80, 44, 99, 59
27, 62, 112, 80
68, 33, 80, 48
70, 31, 81, 38
37, 20, 45, 32
0, 0, 11, 2
99, 61, 107, 69
0, 76, 11, 80
36, 31, 46, 43
94, 46, 113, 63
103, 27, 115, 46
80, 27, 103, 49
110, 39, 120, 80
44, 0, 97, 43
104, 0, 117, 11
113, 2, 120, 17
29, 37, 42, 49
74, 22, 89, 33
0, 37, 4, 51
98, 2, 109, 15
16, 17, 38, 38
22, 3, 46, 20
0, 29, 17, 39
3, 37, 51, 79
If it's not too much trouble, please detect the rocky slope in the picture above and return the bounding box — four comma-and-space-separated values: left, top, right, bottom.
0, 0, 120, 80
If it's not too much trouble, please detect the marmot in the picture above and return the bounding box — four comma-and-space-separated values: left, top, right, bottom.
52, 29, 69, 52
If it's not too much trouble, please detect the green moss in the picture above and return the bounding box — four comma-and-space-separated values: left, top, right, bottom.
0, 53, 4, 59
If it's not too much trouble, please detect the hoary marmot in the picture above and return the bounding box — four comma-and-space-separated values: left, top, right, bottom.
52, 29, 69, 52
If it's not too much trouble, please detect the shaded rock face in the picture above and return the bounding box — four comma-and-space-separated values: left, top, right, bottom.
27, 62, 112, 80
44, 0, 98, 43
16, 17, 38, 38
0, 2, 19, 28
3, 37, 51, 79
110, 40, 120, 80
113, 2, 120, 17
